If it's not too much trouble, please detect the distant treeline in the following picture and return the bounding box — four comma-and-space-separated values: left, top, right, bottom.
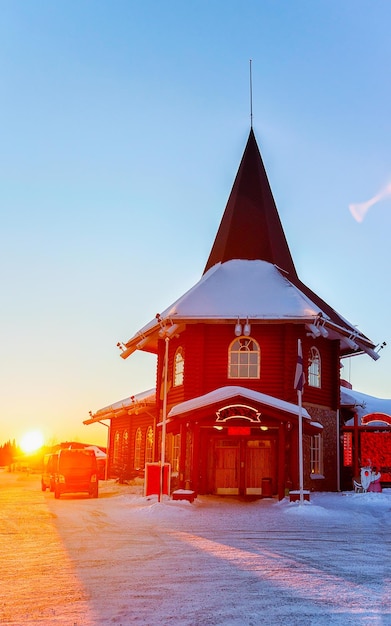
0, 440, 19, 466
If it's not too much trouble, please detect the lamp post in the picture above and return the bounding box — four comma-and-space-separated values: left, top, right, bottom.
102, 421, 110, 481
159, 334, 169, 502
155, 313, 179, 502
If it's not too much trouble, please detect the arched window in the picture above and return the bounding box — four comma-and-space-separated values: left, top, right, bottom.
173, 347, 184, 387
113, 430, 121, 465
172, 433, 180, 473
145, 426, 154, 464
122, 430, 129, 467
228, 337, 260, 379
134, 427, 142, 470
308, 346, 321, 388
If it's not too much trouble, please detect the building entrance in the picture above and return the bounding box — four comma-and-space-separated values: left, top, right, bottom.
245, 439, 274, 495
213, 437, 276, 496
215, 440, 240, 494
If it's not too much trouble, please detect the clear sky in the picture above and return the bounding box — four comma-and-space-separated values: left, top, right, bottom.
1, 1, 391, 448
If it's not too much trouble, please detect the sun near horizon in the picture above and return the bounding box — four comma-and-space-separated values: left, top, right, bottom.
19, 430, 45, 454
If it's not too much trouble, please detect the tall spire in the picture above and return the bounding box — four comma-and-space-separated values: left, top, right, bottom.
203, 128, 298, 278
249, 59, 253, 129
203, 128, 371, 336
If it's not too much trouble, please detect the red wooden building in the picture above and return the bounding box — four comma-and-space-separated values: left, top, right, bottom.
86, 128, 379, 499
340, 383, 391, 489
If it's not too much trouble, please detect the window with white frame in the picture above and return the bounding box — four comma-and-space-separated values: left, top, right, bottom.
164, 432, 180, 473
308, 346, 321, 388
113, 430, 121, 465
171, 433, 180, 473
310, 433, 324, 476
173, 347, 184, 387
145, 426, 154, 464
228, 337, 260, 379
134, 427, 142, 470
122, 430, 129, 465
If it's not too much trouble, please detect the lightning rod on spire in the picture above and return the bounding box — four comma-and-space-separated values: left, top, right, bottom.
249, 59, 253, 128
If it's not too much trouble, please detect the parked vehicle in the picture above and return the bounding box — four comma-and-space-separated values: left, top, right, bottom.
41, 452, 58, 492
96, 457, 106, 480
84, 445, 107, 480
54, 449, 99, 499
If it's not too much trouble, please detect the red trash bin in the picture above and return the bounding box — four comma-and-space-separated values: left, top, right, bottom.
144, 463, 171, 497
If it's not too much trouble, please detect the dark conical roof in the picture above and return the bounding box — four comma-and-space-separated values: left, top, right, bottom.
203, 128, 298, 278
120, 126, 376, 361
202, 128, 375, 339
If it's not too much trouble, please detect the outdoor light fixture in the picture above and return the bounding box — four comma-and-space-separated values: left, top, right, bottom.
306, 323, 321, 338
357, 345, 380, 361
306, 313, 329, 339
345, 336, 359, 350
260, 426, 268, 431
213, 425, 223, 430
318, 324, 329, 338
159, 323, 179, 339
234, 318, 242, 336
243, 317, 251, 336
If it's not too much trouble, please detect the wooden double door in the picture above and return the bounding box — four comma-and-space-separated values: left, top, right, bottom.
214, 437, 276, 496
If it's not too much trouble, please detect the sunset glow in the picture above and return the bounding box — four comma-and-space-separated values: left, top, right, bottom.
1, 3, 391, 446
20, 430, 44, 454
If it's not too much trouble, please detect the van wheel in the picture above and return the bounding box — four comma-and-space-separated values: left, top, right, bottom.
54, 487, 60, 499
41, 482, 47, 492
91, 485, 98, 498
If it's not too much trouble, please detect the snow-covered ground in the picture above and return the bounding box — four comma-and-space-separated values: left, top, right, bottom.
1, 470, 391, 625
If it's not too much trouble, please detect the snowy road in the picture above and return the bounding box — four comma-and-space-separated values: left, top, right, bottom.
1, 470, 391, 625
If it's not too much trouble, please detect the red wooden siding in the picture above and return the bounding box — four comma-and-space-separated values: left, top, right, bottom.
163, 323, 340, 411
109, 412, 156, 477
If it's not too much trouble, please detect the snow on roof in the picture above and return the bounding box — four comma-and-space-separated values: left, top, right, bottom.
91, 388, 156, 420
121, 258, 376, 362
84, 445, 107, 458
341, 387, 391, 425
123, 259, 328, 350
168, 385, 312, 420
160, 260, 325, 321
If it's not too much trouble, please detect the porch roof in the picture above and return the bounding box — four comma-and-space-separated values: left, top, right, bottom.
85, 388, 156, 424
167, 385, 322, 431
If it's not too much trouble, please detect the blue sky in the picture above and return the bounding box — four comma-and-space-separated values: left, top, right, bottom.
1, 2, 391, 446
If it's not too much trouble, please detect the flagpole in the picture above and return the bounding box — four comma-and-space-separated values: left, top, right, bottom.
297, 384, 304, 505
295, 338, 305, 505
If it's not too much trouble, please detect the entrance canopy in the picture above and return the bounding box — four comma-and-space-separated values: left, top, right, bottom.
167, 385, 322, 432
